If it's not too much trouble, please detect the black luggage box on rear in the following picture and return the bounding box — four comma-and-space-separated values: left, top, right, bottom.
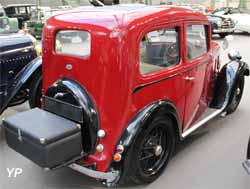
3, 108, 83, 168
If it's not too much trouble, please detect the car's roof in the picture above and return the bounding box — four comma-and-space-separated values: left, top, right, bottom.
50, 5, 207, 30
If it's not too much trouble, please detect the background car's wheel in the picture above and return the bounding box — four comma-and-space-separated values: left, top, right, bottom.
119, 114, 175, 185
29, 72, 42, 108
219, 33, 228, 38
226, 76, 245, 114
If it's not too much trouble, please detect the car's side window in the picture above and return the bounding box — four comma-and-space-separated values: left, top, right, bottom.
19, 7, 26, 14
140, 27, 180, 75
186, 24, 208, 60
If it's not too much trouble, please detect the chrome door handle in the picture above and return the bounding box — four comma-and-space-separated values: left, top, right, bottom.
184, 76, 195, 81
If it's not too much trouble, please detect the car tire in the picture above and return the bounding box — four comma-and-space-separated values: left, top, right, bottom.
29, 72, 42, 108
119, 114, 175, 185
219, 33, 228, 38
226, 76, 245, 114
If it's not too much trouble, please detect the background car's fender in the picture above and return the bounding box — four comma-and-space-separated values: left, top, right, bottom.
210, 60, 249, 109
0, 57, 42, 114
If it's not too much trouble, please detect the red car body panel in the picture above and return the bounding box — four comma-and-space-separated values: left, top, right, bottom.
42, 5, 220, 172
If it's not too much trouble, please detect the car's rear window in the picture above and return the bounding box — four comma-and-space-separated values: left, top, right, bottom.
55, 30, 91, 58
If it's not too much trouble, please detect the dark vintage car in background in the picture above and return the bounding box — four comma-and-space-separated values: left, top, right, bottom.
207, 14, 234, 38
0, 33, 42, 115
4, 4, 36, 29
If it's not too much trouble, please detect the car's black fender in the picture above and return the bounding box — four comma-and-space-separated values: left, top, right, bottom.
119, 101, 181, 147
0, 57, 42, 114
210, 60, 249, 109
108, 100, 181, 174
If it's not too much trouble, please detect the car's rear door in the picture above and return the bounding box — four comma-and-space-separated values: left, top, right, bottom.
182, 23, 213, 132
133, 22, 187, 124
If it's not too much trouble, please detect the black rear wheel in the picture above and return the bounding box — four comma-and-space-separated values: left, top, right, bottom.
29, 73, 42, 108
119, 115, 175, 185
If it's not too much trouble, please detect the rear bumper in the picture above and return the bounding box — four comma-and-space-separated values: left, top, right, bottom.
213, 28, 234, 34
69, 163, 119, 183
243, 159, 250, 175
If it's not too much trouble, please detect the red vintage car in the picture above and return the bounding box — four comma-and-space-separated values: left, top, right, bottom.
2, 5, 249, 186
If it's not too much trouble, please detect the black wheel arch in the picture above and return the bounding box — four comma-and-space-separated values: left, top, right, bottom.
119, 100, 181, 148
210, 60, 249, 110
225, 61, 249, 111
107, 100, 182, 175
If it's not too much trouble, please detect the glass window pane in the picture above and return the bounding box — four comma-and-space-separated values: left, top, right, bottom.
186, 25, 207, 60
55, 30, 90, 58
19, 7, 26, 14
140, 27, 180, 75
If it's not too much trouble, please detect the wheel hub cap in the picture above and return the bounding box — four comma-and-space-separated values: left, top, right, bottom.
236, 88, 241, 95
155, 145, 163, 156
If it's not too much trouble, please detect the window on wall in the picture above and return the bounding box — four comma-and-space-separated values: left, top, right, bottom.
186, 25, 208, 60
140, 27, 180, 75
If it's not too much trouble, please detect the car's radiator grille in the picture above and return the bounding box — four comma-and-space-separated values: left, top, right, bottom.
0, 54, 36, 64
221, 19, 234, 28
0, 45, 37, 64
0, 49, 37, 80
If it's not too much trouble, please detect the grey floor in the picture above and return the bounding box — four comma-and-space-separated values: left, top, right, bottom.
0, 33, 250, 189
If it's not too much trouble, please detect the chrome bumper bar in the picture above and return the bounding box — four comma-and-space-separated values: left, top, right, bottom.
69, 163, 119, 182
243, 160, 250, 175
213, 28, 234, 33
